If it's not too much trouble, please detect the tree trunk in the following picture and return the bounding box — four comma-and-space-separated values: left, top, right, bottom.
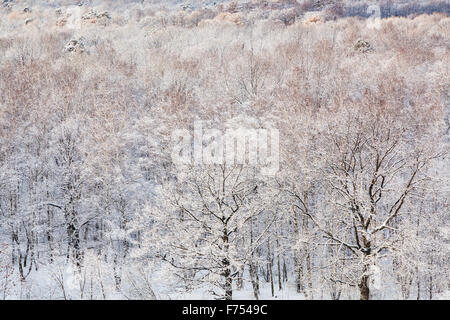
222, 226, 232, 300
359, 274, 370, 300
292, 208, 302, 293
276, 233, 282, 291
223, 264, 232, 300
267, 239, 274, 297
359, 256, 370, 300
249, 220, 259, 300
359, 232, 371, 300
249, 262, 259, 300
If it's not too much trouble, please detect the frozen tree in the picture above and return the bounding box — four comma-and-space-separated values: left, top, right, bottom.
133, 164, 278, 299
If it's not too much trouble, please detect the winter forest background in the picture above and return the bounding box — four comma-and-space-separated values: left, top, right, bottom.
0, 0, 449, 300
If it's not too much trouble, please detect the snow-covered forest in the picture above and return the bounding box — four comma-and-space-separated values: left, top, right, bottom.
0, 0, 449, 300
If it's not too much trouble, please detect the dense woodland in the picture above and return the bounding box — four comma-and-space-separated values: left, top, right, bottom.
0, 0, 449, 299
